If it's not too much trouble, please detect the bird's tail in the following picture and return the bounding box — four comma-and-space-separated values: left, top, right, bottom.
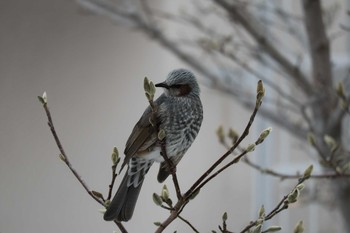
103, 158, 153, 222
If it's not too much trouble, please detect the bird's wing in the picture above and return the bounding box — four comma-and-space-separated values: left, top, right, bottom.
121, 106, 157, 170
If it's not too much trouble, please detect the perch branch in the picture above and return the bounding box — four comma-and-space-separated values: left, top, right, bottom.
40, 99, 127, 233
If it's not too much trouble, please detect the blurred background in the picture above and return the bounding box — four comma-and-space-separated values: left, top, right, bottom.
1, 0, 350, 232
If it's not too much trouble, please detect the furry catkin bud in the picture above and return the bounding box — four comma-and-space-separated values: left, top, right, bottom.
265, 226, 282, 232
336, 81, 346, 99
307, 132, 316, 146
59, 154, 65, 161
161, 185, 169, 201
144, 77, 151, 93
258, 205, 265, 218
303, 164, 313, 179
287, 188, 300, 203
294, 220, 304, 233
256, 80, 265, 106
216, 125, 225, 143
228, 128, 239, 143
111, 147, 119, 165
158, 129, 166, 141
152, 193, 163, 206
246, 143, 256, 152
256, 127, 272, 145
38, 91, 48, 104
222, 212, 228, 222
324, 134, 337, 151
251, 224, 262, 233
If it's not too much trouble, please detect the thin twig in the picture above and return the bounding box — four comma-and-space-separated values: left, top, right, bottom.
41, 101, 128, 233
178, 215, 200, 233
107, 164, 118, 200
43, 103, 104, 205
184, 98, 260, 199
243, 157, 350, 179
239, 177, 307, 233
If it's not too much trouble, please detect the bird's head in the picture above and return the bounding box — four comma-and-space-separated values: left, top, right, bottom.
155, 69, 200, 98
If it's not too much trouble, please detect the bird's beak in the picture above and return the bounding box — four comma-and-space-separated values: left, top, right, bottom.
155, 82, 169, 89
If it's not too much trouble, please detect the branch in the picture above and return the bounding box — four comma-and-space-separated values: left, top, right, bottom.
178, 215, 200, 233
243, 157, 350, 179
185, 87, 262, 200
302, 0, 334, 123
214, 0, 313, 95
38, 94, 127, 233
107, 159, 118, 200
239, 174, 309, 233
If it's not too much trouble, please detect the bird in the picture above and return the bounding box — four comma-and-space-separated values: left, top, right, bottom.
103, 69, 203, 222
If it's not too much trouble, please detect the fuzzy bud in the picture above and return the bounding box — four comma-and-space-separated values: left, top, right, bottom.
158, 129, 166, 141
216, 125, 225, 143
152, 193, 163, 206
92, 190, 104, 200
111, 147, 119, 165
294, 220, 304, 233
258, 205, 265, 219
296, 183, 305, 191
228, 128, 239, 143
256, 80, 265, 106
246, 143, 256, 152
251, 224, 262, 233
161, 184, 169, 201
59, 154, 66, 162
306, 132, 316, 146
222, 212, 228, 222
256, 127, 272, 145
303, 164, 313, 179
265, 226, 282, 232
38, 91, 48, 104
336, 81, 346, 99
287, 188, 300, 204
144, 77, 150, 93
323, 135, 338, 152
149, 81, 156, 96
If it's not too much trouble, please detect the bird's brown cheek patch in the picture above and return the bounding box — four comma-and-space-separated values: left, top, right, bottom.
179, 84, 192, 96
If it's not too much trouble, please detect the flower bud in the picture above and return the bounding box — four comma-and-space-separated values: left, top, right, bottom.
216, 125, 225, 143
152, 193, 163, 206
222, 212, 228, 222
336, 81, 346, 99
258, 205, 265, 218
246, 143, 256, 152
256, 127, 272, 145
161, 184, 169, 201
303, 164, 313, 179
294, 220, 304, 233
111, 147, 119, 165
158, 129, 166, 141
306, 132, 316, 146
265, 226, 282, 232
287, 188, 300, 204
